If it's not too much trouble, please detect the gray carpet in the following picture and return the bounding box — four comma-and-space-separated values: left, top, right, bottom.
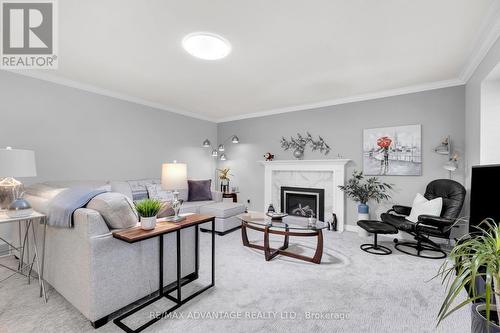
0, 229, 469, 333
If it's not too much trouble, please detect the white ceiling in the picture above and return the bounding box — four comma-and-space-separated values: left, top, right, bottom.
14, 0, 500, 122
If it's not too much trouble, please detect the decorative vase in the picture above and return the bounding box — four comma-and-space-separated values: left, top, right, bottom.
267, 203, 276, 213
293, 149, 304, 160
472, 304, 500, 333
220, 179, 229, 193
330, 213, 338, 231
357, 203, 370, 237
140, 216, 157, 230
7, 198, 33, 218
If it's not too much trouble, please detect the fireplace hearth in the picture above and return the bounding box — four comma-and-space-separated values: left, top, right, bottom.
280, 186, 325, 221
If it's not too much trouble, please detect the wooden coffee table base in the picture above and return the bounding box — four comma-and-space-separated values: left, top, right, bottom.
241, 221, 323, 264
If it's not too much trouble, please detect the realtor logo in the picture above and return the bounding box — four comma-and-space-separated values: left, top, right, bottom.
1, 0, 57, 68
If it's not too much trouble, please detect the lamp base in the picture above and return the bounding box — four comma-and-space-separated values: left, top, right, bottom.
0, 177, 22, 210
165, 215, 186, 222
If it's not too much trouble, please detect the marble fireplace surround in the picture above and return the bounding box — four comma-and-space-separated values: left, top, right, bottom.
259, 159, 351, 232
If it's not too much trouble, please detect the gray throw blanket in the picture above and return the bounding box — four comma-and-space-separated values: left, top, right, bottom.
48, 187, 107, 228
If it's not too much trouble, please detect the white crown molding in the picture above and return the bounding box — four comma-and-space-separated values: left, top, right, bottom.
2, 69, 216, 123
459, 1, 500, 82
216, 78, 464, 123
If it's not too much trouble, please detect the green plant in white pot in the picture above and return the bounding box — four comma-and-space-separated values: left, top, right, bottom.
134, 199, 162, 230
338, 170, 392, 236
437, 219, 500, 333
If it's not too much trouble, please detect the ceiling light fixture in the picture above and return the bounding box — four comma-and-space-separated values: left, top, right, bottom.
201, 134, 240, 161
202, 139, 211, 148
182, 32, 231, 60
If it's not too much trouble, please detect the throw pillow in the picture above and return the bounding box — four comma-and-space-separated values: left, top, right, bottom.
146, 184, 174, 201
188, 180, 212, 202
407, 193, 443, 223
87, 192, 138, 229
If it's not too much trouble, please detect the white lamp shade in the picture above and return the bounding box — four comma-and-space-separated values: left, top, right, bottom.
161, 162, 187, 190
0, 148, 37, 177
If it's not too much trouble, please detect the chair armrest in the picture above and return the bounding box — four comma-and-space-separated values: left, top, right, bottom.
391, 205, 412, 216
417, 215, 455, 228
74, 208, 111, 238
211, 191, 223, 202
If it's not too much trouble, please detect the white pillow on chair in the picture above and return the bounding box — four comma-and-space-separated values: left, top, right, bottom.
407, 193, 443, 223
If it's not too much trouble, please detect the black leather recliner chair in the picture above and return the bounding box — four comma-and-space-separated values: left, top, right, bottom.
381, 179, 466, 259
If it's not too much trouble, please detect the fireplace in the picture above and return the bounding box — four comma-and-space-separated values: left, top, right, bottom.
280, 186, 325, 221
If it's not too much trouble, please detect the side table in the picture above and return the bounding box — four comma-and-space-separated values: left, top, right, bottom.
222, 192, 238, 203
0, 211, 48, 302
112, 213, 215, 333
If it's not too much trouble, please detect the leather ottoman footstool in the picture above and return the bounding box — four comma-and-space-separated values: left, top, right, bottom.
199, 202, 247, 235
357, 220, 398, 255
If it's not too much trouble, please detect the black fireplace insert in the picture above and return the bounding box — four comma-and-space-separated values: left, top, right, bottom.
280, 186, 325, 221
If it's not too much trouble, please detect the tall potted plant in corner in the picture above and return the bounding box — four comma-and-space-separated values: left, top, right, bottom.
338, 170, 392, 236
437, 219, 500, 333
134, 199, 162, 230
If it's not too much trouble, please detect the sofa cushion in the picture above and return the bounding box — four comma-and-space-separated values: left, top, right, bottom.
25, 183, 66, 215
179, 200, 215, 214
86, 192, 138, 229
178, 189, 188, 201
111, 179, 161, 201
146, 184, 174, 201
188, 180, 212, 202
200, 202, 246, 219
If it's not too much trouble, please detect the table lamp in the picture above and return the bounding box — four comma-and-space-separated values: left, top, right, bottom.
161, 161, 187, 222
0, 147, 37, 210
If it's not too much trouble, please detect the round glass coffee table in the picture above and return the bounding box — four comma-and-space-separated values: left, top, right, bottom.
238, 211, 328, 264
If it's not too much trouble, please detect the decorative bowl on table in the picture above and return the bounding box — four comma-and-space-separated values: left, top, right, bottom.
6, 198, 33, 218
266, 212, 288, 221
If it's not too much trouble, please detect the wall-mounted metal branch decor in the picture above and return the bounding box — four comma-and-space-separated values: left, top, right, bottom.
280, 132, 331, 159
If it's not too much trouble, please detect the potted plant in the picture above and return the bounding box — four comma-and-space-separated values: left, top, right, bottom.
338, 170, 392, 236
437, 219, 500, 333
134, 199, 162, 230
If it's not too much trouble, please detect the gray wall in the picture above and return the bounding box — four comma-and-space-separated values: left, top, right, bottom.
0, 71, 217, 242
0, 71, 217, 182
481, 77, 500, 164
218, 86, 466, 227
465, 36, 500, 198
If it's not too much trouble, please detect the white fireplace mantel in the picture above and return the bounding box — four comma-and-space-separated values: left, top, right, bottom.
259, 159, 351, 232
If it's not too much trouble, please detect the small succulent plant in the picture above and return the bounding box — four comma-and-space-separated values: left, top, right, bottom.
134, 199, 162, 217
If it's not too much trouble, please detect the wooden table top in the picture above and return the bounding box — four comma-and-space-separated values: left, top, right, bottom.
112, 214, 214, 243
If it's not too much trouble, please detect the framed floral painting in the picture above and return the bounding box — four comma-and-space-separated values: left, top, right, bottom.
363, 124, 422, 176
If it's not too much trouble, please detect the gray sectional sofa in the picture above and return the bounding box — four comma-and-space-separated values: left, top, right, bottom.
25, 178, 245, 327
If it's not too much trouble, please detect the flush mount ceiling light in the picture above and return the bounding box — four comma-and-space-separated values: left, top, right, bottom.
182, 32, 231, 60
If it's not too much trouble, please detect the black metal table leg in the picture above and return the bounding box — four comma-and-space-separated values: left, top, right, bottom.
159, 234, 163, 297
212, 219, 215, 286
113, 218, 216, 332
195, 225, 199, 275
113, 234, 175, 333
177, 229, 181, 302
